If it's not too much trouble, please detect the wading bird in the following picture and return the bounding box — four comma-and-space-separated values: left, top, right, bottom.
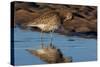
27, 11, 61, 47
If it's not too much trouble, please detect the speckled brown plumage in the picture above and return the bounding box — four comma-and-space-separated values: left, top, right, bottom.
27, 11, 61, 32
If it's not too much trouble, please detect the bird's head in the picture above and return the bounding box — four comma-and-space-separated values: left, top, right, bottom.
63, 12, 73, 22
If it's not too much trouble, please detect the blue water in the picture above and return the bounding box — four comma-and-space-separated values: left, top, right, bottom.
14, 27, 97, 65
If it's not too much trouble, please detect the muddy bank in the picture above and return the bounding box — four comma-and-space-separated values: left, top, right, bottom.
11, 1, 97, 38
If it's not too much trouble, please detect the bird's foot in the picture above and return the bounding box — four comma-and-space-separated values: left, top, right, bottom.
48, 42, 56, 49
41, 43, 45, 48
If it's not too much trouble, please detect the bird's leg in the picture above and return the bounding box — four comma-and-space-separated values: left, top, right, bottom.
49, 30, 54, 47
40, 31, 44, 48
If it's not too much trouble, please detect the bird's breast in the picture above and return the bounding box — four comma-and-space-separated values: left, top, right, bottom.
37, 24, 59, 32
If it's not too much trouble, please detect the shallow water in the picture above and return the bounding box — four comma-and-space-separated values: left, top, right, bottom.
13, 27, 97, 66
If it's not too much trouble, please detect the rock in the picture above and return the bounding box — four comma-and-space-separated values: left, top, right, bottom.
12, 1, 97, 38
63, 15, 96, 33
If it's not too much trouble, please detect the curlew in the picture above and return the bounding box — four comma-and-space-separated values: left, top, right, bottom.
27, 11, 61, 47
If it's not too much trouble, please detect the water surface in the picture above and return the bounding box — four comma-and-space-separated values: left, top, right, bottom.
14, 27, 97, 65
